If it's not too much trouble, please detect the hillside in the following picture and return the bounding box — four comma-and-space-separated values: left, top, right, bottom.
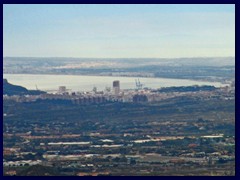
3, 79, 46, 96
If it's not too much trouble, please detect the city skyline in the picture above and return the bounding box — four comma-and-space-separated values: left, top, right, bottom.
3, 4, 235, 58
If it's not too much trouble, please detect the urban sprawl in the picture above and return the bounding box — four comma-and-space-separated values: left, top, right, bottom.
3, 79, 235, 176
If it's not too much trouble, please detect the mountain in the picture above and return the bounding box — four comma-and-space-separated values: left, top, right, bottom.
3, 79, 46, 96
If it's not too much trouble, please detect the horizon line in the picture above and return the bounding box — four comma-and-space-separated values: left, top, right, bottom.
3, 56, 235, 59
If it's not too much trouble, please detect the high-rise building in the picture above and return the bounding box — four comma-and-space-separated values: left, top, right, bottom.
113, 80, 120, 96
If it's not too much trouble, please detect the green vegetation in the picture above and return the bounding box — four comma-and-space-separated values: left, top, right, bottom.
18, 165, 62, 176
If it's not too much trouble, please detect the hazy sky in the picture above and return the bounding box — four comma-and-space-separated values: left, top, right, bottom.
3, 4, 235, 58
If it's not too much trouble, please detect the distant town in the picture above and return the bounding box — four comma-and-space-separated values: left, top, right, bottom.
3, 77, 235, 104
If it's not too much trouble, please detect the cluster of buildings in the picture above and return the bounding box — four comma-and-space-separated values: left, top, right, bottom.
3, 160, 42, 167
3, 79, 235, 104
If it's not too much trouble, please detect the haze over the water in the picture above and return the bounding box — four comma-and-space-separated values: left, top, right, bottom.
3, 4, 235, 58
3, 74, 226, 92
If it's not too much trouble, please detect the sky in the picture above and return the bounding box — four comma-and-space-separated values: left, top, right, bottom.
3, 4, 235, 58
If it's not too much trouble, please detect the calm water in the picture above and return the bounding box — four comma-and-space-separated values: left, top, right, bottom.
3, 74, 226, 92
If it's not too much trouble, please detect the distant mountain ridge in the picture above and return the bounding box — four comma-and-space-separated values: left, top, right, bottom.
3, 79, 46, 96
3, 56, 235, 67
3, 57, 235, 81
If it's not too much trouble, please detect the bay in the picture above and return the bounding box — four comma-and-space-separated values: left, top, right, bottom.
3, 74, 226, 92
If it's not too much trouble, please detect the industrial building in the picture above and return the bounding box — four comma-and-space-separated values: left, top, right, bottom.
58, 86, 66, 94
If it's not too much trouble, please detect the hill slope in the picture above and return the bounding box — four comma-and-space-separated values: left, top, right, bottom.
3, 79, 46, 96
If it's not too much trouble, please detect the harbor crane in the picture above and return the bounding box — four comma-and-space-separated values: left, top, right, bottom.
135, 78, 144, 90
